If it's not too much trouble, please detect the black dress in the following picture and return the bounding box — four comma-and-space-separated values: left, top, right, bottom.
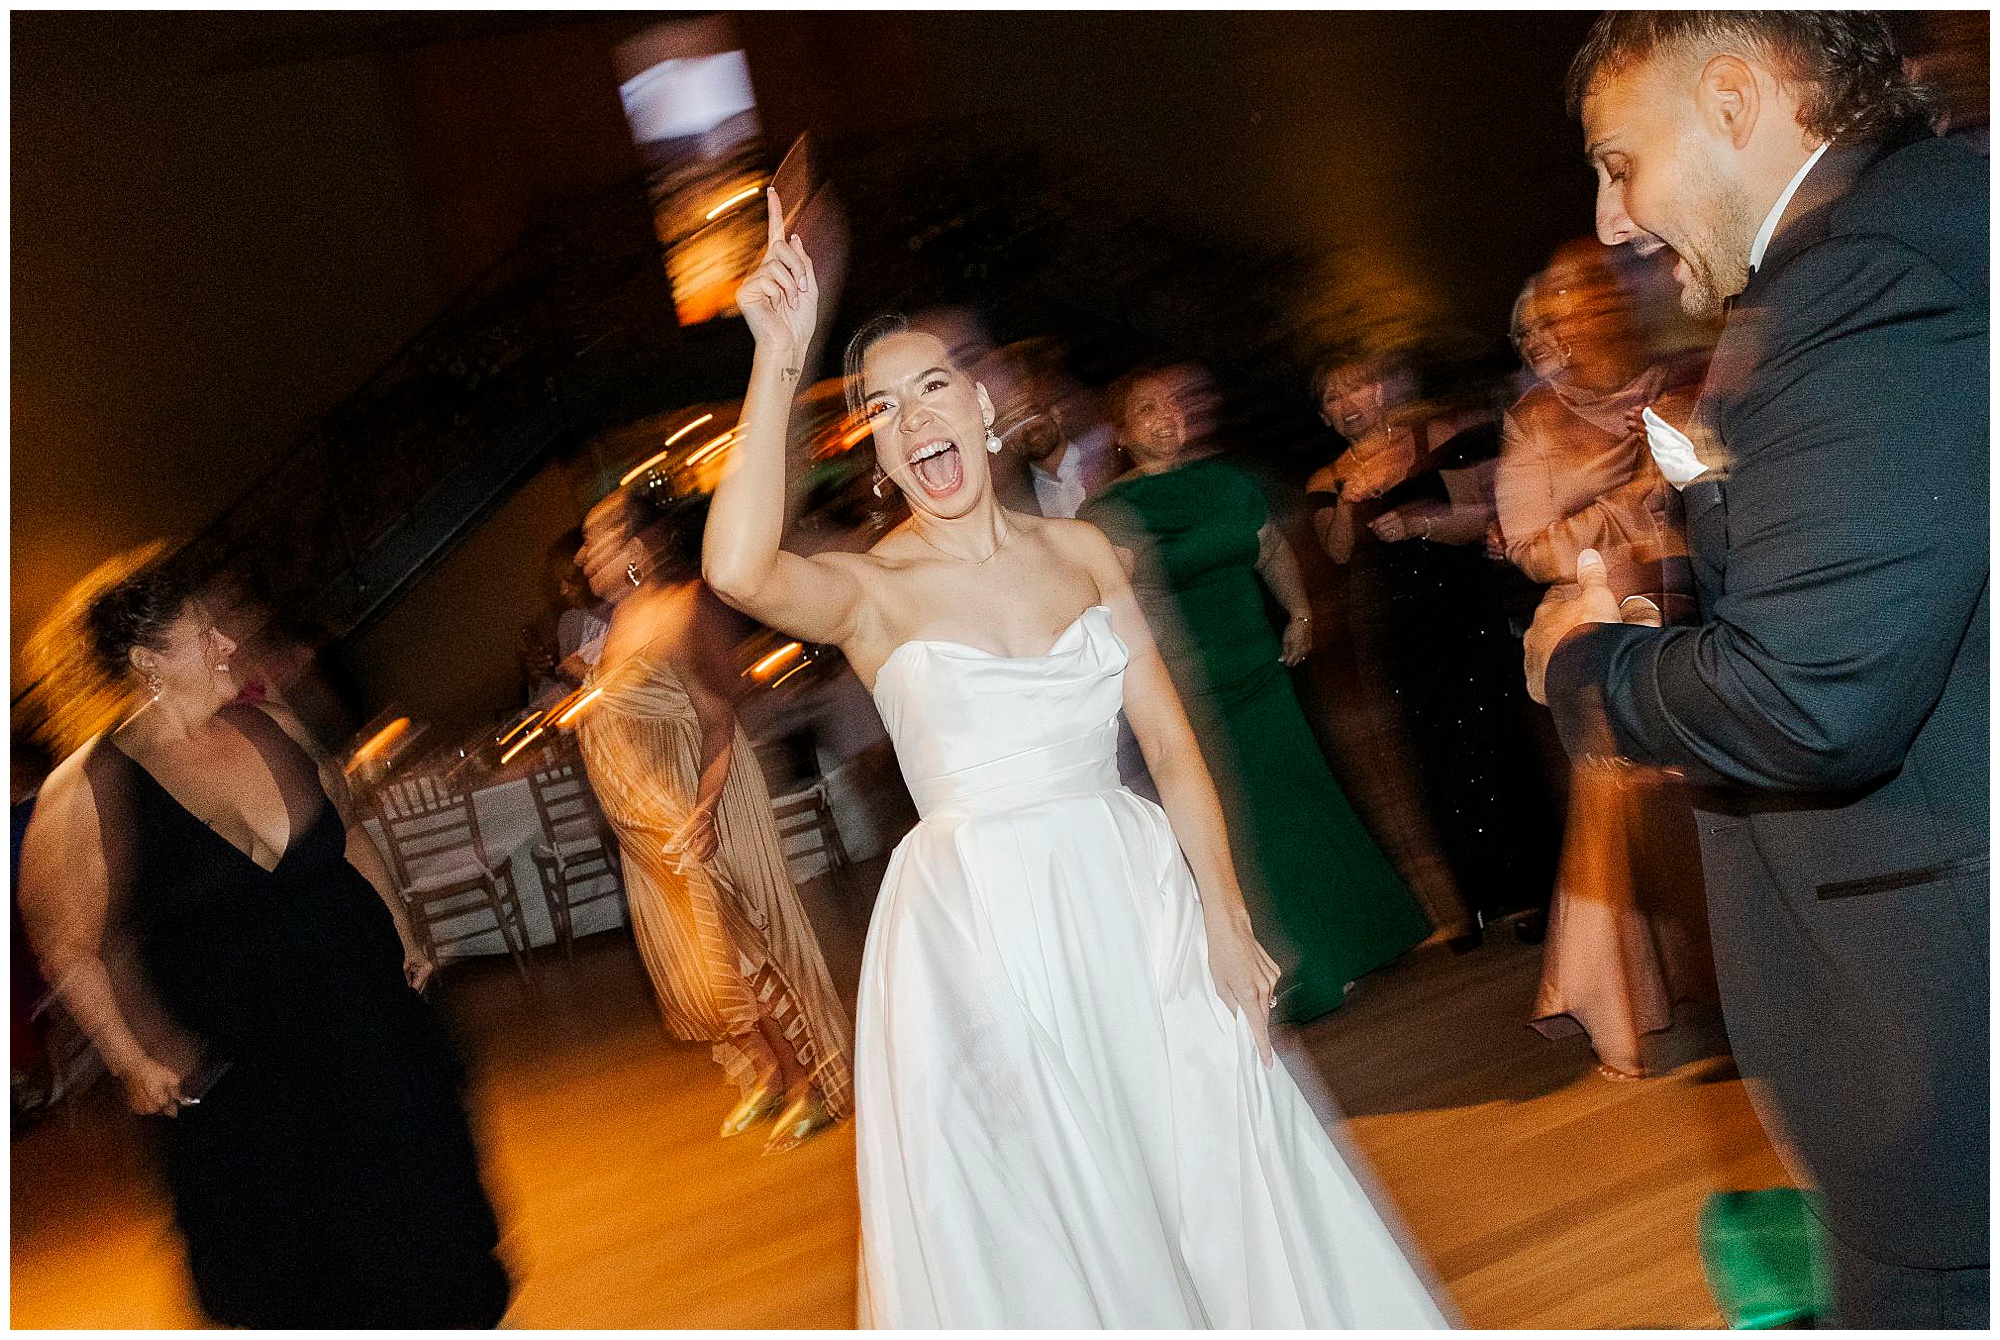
1316, 421, 1561, 924
82, 704, 510, 1328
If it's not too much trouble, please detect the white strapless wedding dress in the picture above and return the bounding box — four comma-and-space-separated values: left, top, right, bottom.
855, 605, 1449, 1328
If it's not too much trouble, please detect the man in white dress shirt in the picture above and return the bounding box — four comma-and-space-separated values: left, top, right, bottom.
1013, 410, 1113, 520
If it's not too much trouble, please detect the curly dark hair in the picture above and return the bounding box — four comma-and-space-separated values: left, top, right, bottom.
1566, 11, 1941, 143
84, 555, 196, 680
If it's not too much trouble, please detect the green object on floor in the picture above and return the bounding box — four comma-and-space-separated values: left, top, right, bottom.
1698, 1189, 1830, 1329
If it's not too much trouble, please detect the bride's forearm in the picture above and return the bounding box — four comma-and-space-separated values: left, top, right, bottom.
1146, 745, 1254, 929
703, 345, 801, 605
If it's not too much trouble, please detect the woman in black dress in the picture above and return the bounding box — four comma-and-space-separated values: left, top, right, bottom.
1307, 354, 1561, 941
17, 553, 510, 1328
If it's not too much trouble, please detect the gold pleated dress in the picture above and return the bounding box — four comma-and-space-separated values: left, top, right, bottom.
577, 634, 852, 1117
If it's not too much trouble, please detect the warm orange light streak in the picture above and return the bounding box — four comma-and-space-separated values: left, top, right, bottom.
499, 725, 546, 766
768, 660, 811, 690
620, 413, 716, 485
683, 427, 738, 467
704, 185, 762, 222
351, 717, 411, 764
839, 418, 873, 449
554, 686, 604, 726
748, 642, 804, 679
496, 712, 545, 748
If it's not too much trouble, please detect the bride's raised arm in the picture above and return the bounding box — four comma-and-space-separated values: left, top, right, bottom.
703, 188, 867, 647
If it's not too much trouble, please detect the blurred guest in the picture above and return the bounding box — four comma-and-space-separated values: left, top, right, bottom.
989, 338, 1122, 519
1081, 364, 1428, 1021
1539, 13, 1986, 1324
1498, 244, 1703, 610
1500, 249, 1716, 1078
549, 528, 612, 682
16, 548, 510, 1328
199, 573, 357, 751
519, 622, 566, 708
1158, 360, 1225, 455
1309, 353, 1561, 941
574, 485, 851, 1152
1901, 9, 1989, 154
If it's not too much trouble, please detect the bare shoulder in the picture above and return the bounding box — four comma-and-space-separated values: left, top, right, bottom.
1031, 512, 1116, 558
1031, 514, 1128, 595
23, 743, 104, 848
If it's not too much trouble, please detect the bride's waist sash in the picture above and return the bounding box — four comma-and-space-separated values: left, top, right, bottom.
908, 721, 1122, 820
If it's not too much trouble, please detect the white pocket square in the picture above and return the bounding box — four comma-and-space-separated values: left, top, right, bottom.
1642, 406, 1708, 490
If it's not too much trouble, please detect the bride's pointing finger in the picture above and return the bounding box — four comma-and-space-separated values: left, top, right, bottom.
765, 186, 785, 250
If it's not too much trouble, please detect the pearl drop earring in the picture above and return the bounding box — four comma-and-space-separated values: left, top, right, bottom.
985, 428, 1003, 454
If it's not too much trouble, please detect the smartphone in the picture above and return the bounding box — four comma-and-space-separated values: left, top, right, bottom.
767, 133, 820, 238
180, 1058, 234, 1104
766, 132, 849, 370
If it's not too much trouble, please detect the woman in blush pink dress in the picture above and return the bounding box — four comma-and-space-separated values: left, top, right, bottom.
1497, 242, 1717, 1079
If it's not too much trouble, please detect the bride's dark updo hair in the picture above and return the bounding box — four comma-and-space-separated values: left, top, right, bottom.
842, 313, 913, 418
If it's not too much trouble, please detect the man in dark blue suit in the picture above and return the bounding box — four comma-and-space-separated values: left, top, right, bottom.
1526, 12, 1987, 1327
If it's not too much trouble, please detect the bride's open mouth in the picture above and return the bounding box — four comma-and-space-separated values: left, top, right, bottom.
908, 438, 963, 498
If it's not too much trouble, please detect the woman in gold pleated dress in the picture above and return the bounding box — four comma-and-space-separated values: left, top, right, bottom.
574, 485, 851, 1152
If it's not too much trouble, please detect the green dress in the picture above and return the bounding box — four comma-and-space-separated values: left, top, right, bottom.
1081, 458, 1429, 1020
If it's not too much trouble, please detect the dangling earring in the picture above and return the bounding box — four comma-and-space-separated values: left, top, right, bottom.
985, 428, 1003, 455
146, 672, 163, 703
871, 467, 888, 498
626, 561, 643, 588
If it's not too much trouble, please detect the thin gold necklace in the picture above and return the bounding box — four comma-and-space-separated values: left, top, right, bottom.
911, 516, 1012, 565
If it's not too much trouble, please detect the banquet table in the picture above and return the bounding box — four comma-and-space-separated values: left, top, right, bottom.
359, 741, 850, 963
360, 760, 626, 962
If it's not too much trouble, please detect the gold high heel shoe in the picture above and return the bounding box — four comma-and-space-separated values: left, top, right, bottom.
761, 1087, 839, 1155
719, 1080, 786, 1138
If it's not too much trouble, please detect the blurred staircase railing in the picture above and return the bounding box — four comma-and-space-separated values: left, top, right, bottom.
173, 174, 750, 644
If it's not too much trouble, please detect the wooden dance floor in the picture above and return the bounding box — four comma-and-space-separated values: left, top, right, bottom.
12, 870, 1785, 1329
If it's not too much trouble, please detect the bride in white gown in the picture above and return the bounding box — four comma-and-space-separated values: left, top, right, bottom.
705, 191, 1449, 1329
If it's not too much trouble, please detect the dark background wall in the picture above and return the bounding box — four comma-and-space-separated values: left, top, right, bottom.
739, 11, 1600, 347
14, 10, 1621, 729
10, 12, 644, 693
12, 14, 442, 680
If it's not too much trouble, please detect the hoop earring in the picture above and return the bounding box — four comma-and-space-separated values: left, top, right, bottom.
985, 429, 1003, 455
626, 562, 643, 588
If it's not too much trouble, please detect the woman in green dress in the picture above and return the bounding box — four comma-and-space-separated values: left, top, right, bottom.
1079, 365, 1430, 1021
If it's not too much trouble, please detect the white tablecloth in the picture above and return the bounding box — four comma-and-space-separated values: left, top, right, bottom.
361, 774, 626, 962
